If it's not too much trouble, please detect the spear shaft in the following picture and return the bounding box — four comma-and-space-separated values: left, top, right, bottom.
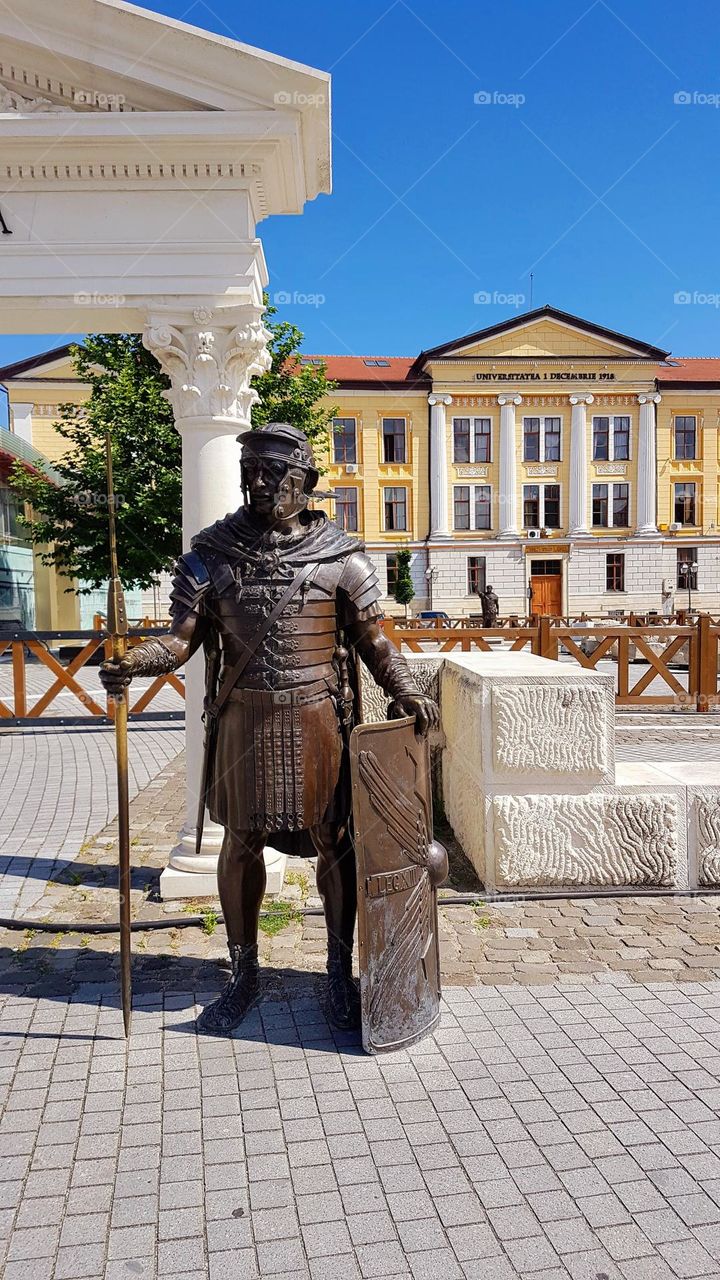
105, 433, 132, 1038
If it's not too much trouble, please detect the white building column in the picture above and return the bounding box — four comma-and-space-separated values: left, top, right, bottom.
144, 305, 286, 899
428, 394, 452, 539
496, 393, 522, 539
568, 393, 593, 536
635, 393, 661, 537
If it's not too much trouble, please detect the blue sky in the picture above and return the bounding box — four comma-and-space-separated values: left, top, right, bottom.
3, 0, 720, 372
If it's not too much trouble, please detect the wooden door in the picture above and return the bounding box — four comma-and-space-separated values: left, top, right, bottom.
531, 574, 562, 617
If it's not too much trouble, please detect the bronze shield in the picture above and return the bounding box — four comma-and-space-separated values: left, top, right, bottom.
350, 716, 445, 1055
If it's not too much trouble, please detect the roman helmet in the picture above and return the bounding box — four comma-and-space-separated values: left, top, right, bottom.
240, 423, 319, 519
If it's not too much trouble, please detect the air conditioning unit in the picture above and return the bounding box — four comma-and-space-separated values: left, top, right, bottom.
527, 528, 542, 540
345, 463, 359, 474
669, 522, 681, 532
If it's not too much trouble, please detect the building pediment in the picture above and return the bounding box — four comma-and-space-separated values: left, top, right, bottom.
418, 306, 669, 367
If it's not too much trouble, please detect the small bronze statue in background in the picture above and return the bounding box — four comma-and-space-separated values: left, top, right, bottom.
100, 424, 440, 1037
480, 584, 499, 628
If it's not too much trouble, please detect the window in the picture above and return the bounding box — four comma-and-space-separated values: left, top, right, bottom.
0, 485, 23, 542
544, 418, 561, 463
606, 553, 625, 592
334, 487, 358, 532
674, 482, 697, 526
332, 417, 357, 464
593, 418, 610, 461
383, 486, 407, 531
674, 416, 697, 460
453, 418, 470, 464
474, 418, 492, 463
475, 485, 492, 530
452, 417, 492, 463
593, 415, 631, 461
523, 418, 541, 462
523, 484, 540, 528
363, 358, 390, 366
612, 483, 629, 527
523, 483, 560, 529
467, 556, 486, 596
382, 418, 406, 464
592, 484, 609, 527
453, 485, 493, 531
454, 486, 470, 530
523, 416, 562, 462
593, 482, 629, 528
677, 548, 699, 590
386, 553, 398, 594
613, 416, 630, 461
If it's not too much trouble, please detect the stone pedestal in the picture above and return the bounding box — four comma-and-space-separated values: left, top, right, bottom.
441, 652, 685, 890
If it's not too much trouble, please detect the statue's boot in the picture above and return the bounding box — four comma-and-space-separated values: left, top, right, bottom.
325, 940, 361, 1031
196, 943, 259, 1035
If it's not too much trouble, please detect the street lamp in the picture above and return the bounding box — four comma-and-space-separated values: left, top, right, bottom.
679, 560, 698, 613
424, 565, 437, 611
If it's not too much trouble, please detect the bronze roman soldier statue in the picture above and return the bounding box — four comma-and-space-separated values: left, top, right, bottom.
100, 423, 439, 1036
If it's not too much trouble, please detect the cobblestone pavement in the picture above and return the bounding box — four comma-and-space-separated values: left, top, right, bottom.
0, 720, 184, 919
5, 977, 720, 1279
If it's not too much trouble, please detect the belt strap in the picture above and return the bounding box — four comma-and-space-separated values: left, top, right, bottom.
207, 562, 316, 721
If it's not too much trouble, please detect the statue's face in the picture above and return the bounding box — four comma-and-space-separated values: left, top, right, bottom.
242, 455, 308, 520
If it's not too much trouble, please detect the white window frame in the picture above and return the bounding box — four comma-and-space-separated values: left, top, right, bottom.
381, 417, 407, 465
592, 414, 633, 463
332, 416, 357, 465
522, 415, 564, 463
452, 416, 493, 464
522, 482, 562, 529
452, 483, 493, 531
382, 484, 408, 532
592, 481, 631, 528
673, 415, 698, 462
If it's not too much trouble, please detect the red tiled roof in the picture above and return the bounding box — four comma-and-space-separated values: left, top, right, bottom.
300, 355, 429, 388
656, 358, 720, 384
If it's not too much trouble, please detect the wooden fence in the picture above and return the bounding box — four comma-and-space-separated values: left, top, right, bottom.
382, 615, 720, 711
0, 628, 184, 726
1, 617, 718, 723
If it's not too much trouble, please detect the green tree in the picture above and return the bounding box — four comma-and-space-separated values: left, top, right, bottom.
10, 306, 336, 595
393, 548, 415, 621
10, 333, 180, 592
251, 301, 337, 451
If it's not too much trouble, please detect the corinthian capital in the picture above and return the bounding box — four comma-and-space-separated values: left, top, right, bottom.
143, 308, 272, 427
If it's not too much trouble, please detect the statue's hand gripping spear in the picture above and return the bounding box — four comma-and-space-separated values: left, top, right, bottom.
104, 432, 132, 1038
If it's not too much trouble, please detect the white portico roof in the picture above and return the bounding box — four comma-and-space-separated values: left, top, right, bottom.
0, 0, 332, 332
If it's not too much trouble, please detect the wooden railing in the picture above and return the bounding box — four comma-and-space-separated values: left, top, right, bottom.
382, 615, 720, 711
0, 628, 184, 725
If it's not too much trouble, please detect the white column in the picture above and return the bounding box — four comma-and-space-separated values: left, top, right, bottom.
428, 394, 452, 539
496, 393, 521, 539
568, 393, 593, 536
10, 402, 34, 444
144, 306, 287, 899
635, 393, 661, 537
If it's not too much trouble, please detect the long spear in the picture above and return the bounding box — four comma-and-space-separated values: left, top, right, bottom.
105, 432, 132, 1038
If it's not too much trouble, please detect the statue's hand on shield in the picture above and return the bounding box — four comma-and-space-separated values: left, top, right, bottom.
391, 694, 440, 738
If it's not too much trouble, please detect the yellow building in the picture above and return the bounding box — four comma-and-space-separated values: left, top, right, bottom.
311, 306, 720, 617
2, 305, 719, 621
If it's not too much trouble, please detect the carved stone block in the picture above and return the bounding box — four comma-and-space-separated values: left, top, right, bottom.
491, 683, 611, 777
493, 792, 680, 888
689, 789, 720, 887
